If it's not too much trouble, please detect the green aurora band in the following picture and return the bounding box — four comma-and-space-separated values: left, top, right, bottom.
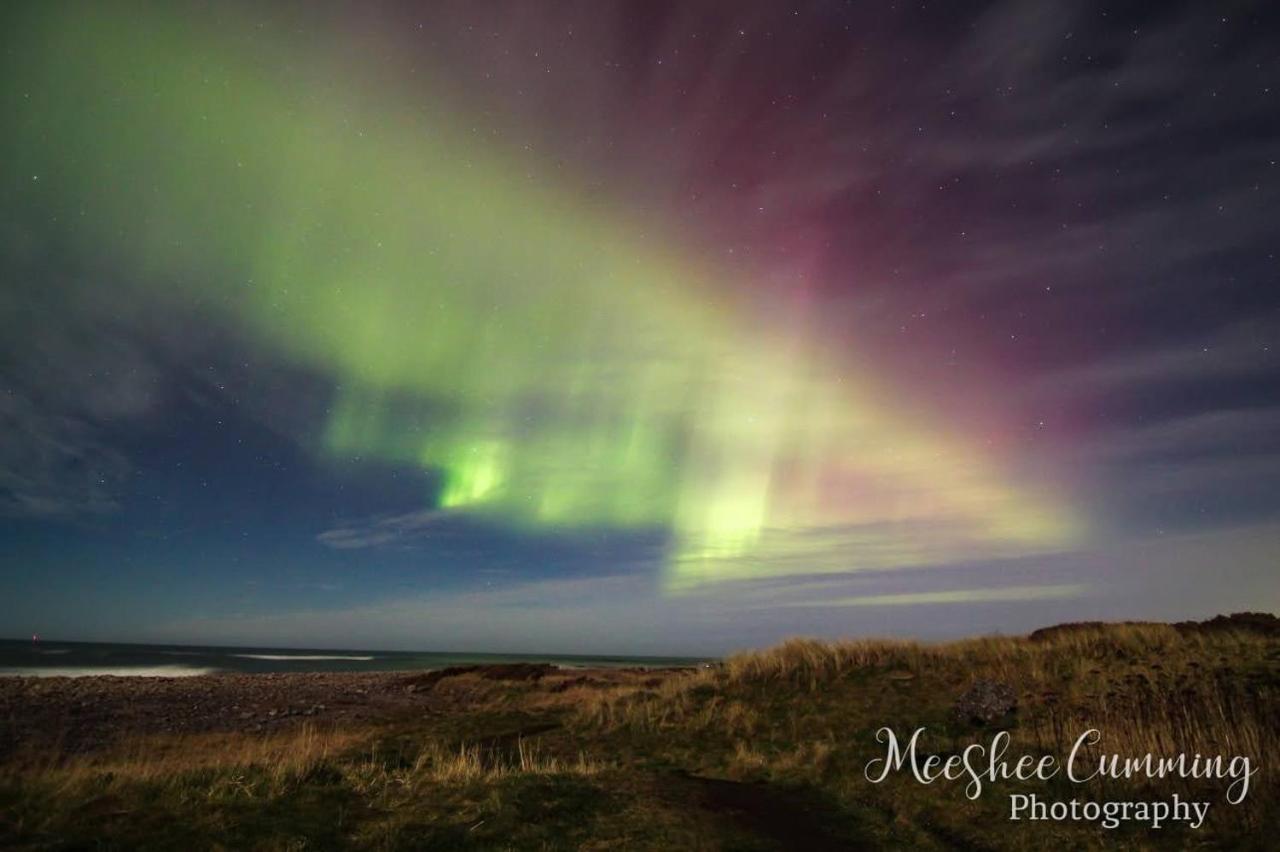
3, 6, 1083, 590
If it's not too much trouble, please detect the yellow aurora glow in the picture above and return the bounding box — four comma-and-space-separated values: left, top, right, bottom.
3, 6, 1082, 590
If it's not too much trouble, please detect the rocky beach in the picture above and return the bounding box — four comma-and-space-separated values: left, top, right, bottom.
0, 664, 676, 759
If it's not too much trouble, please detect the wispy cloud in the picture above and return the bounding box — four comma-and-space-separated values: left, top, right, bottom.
141, 522, 1280, 654
0, 270, 183, 517
316, 509, 453, 550
0, 389, 131, 517
775, 583, 1089, 608
1032, 322, 1276, 403
1086, 406, 1280, 464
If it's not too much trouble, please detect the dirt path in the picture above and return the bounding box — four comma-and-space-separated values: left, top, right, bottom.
674, 771, 862, 851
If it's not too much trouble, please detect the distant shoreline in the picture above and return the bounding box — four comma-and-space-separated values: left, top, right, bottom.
0, 637, 710, 678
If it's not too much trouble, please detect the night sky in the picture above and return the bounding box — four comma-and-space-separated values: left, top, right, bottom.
2, 1, 1278, 655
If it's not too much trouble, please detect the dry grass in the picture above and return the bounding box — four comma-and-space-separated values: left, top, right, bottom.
718, 623, 1241, 690
578, 623, 1279, 792
344, 737, 605, 798
563, 622, 1280, 848
7, 724, 606, 809
572, 669, 712, 731
12, 724, 368, 788
2, 723, 615, 850
724, 636, 925, 690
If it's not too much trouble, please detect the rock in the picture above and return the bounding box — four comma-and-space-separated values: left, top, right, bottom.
952, 680, 1017, 725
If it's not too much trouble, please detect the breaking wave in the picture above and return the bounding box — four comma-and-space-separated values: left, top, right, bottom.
230, 654, 375, 661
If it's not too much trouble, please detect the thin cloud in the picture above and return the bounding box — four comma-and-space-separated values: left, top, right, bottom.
316, 509, 453, 550
775, 583, 1089, 608
0, 390, 131, 517
1033, 326, 1276, 402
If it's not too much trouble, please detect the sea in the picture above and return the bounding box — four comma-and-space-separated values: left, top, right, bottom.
0, 638, 707, 678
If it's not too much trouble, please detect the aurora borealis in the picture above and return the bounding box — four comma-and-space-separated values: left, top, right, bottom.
2, 2, 1278, 653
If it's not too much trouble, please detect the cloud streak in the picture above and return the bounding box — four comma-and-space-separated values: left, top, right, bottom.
774, 584, 1089, 608
145, 523, 1280, 654
0, 389, 131, 517
317, 509, 453, 550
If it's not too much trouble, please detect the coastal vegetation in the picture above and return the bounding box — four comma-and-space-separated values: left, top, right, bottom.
1, 616, 1276, 849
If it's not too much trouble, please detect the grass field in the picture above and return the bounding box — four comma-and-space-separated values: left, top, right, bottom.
2, 617, 1276, 850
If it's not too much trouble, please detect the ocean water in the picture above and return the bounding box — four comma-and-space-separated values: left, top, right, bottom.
0, 639, 706, 677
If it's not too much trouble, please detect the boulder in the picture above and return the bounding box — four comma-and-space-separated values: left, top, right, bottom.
952, 680, 1017, 725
